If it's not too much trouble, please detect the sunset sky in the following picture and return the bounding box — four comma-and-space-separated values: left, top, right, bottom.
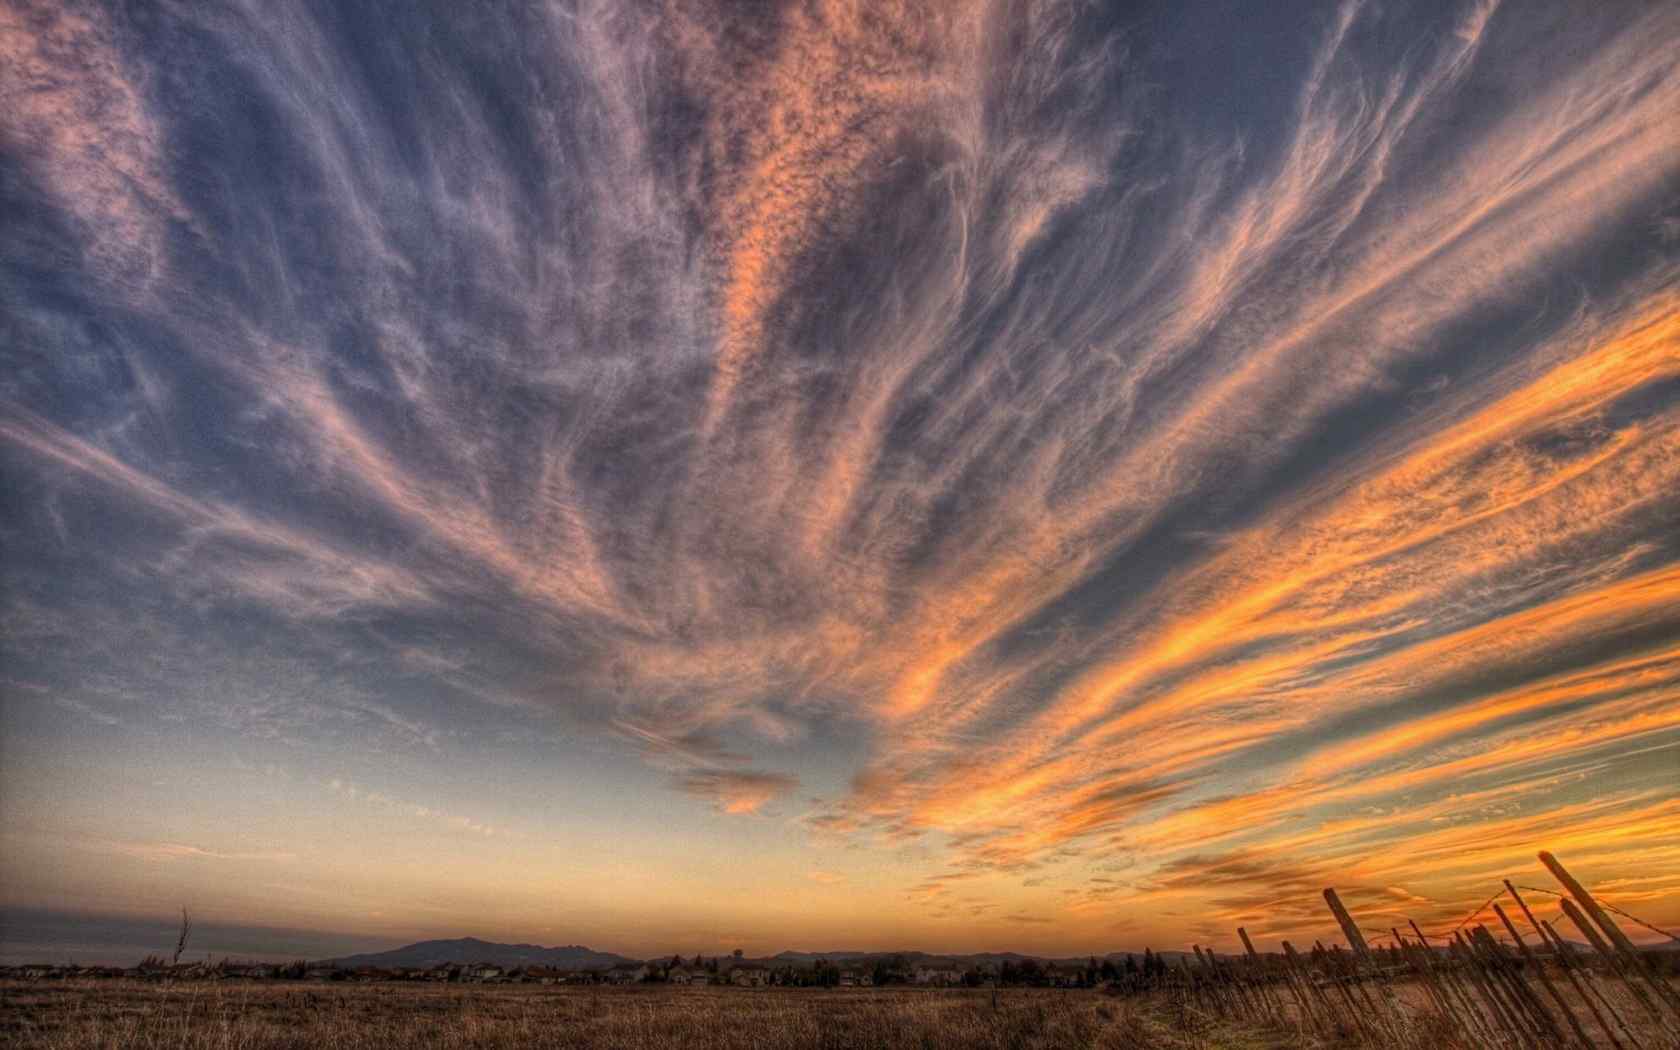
3, 0, 1679, 964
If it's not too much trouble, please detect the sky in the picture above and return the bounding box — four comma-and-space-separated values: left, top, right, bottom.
2, 0, 1678, 964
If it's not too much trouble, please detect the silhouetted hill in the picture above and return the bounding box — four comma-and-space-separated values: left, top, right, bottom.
330, 938, 635, 970
332, 940, 1210, 972
768, 949, 1199, 968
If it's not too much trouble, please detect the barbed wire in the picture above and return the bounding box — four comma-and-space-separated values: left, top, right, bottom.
1448, 889, 1507, 938
1514, 884, 1680, 944
1305, 879, 1677, 951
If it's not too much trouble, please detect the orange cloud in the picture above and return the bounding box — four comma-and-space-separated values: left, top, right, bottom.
674, 769, 799, 815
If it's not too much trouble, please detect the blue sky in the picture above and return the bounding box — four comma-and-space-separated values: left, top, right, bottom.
2, 0, 1678, 961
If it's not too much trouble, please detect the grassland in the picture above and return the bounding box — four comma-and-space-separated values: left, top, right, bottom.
0, 980, 1335, 1050
8, 974, 1679, 1048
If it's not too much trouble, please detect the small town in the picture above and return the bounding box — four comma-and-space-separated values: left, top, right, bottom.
0, 954, 1111, 990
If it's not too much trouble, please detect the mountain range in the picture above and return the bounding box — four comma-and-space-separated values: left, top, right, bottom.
329, 938, 636, 970
329, 939, 1201, 970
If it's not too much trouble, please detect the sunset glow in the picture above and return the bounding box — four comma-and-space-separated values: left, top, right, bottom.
2, 0, 1677, 964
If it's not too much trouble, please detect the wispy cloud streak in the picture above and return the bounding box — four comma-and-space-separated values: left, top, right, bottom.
2, 0, 1677, 943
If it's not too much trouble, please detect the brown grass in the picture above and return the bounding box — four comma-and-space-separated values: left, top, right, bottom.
0, 980, 1318, 1050
7, 976, 1674, 1048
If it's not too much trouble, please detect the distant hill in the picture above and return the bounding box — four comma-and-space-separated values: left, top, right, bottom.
329, 938, 636, 970
769, 949, 1200, 969
331, 940, 1207, 972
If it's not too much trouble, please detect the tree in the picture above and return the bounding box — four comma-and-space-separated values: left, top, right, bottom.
872, 953, 910, 986
172, 908, 191, 966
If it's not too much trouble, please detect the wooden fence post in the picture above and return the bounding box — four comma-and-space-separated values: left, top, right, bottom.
1456, 929, 1539, 1049
1323, 888, 1372, 964
1395, 930, 1458, 1025
1493, 901, 1593, 1048
1282, 940, 1338, 1037
1542, 917, 1637, 1050
1508, 879, 1633, 1049
1476, 924, 1563, 1046
1412, 920, 1496, 1040
1559, 893, 1660, 1022
1540, 850, 1680, 1023
1236, 927, 1286, 1023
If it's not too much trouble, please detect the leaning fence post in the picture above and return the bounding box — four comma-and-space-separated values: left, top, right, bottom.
1236, 927, 1286, 1023
1477, 923, 1562, 1046
1412, 920, 1494, 1040
1394, 927, 1472, 1037
1323, 888, 1372, 964
1190, 946, 1226, 1017
1543, 917, 1641, 1050
1319, 939, 1375, 1040
1558, 894, 1665, 1028
1493, 902, 1593, 1048
1540, 850, 1680, 1023
1508, 879, 1633, 1049
1446, 932, 1516, 1047
1457, 929, 1539, 1049
1270, 937, 1318, 1034
1282, 940, 1338, 1036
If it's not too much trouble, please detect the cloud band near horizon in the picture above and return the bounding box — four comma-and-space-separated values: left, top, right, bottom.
2, 0, 1678, 953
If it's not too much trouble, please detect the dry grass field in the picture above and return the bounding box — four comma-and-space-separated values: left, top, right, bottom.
7, 974, 1678, 1048
0, 980, 1322, 1050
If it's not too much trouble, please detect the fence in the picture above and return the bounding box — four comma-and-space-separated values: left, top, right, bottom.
1144, 850, 1680, 1048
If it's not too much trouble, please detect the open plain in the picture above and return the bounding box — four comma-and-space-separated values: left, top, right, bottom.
8, 976, 1680, 1050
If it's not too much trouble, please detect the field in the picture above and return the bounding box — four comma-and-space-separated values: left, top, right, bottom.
7, 974, 1680, 1048
0, 981, 1312, 1050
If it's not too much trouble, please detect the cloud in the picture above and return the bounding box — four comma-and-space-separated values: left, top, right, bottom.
325, 778, 501, 838
2, 0, 1678, 944
806, 870, 846, 885
674, 769, 799, 815
0, 1, 191, 288
101, 841, 299, 865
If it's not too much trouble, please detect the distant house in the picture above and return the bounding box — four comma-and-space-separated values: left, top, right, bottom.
601, 963, 650, 984
668, 966, 708, 986
468, 965, 504, 982
729, 964, 769, 987
914, 967, 961, 986
838, 970, 873, 987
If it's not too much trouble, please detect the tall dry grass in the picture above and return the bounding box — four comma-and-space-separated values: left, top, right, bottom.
0, 981, 1326, 1050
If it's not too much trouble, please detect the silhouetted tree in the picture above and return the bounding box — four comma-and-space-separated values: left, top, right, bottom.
871, 953, 910, 986
172, 908, 191, 966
